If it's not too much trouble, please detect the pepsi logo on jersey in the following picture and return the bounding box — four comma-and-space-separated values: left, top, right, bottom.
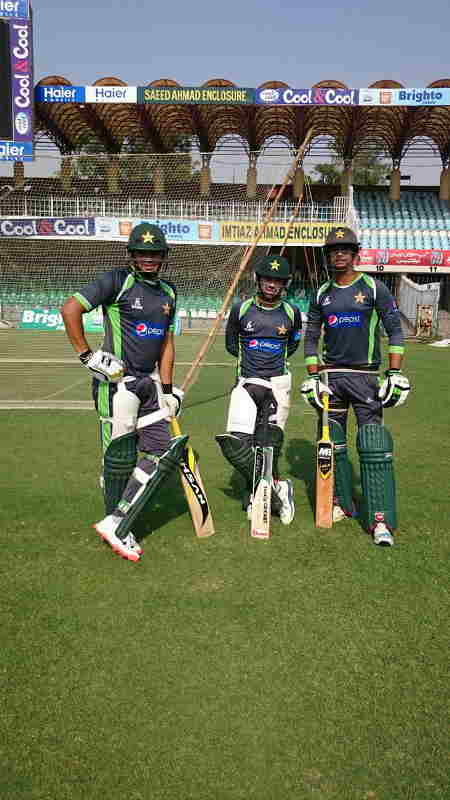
134, 323, 165, 338
327, 313, 362, 328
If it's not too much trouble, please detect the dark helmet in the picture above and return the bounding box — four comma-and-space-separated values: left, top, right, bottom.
255, 255, 292, 282
127, 222, 169, 254
324, 226, 360, 252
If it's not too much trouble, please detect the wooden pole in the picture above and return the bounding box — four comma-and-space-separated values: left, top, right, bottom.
181, 129, 314, 394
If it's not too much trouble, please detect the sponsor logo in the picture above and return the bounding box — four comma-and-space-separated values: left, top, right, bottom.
0, 0, 28, 18
293, 330, 301, 341
134, 323, 165, 338
256, 87, 358, 106
0, 217, 95, 236
379, 91, 393, 104
259, 88, 280, 103
179, 460, 208, 524
14, 111, 29, 135
131, 298, 143, 310
35, 86, 86, 103
85, 86, 137, 103
198, 223, 212, 240
21, 308, 63, 328
321, 295, 331, 306
359, 89, 380, 105
398, 88, 444, 104
0, 140, 33, 160
244, 321, 254, 331
247, 338, 282, 353
327, 312, 362, 328
12, 21, 29, 58
14, 59, 29, 73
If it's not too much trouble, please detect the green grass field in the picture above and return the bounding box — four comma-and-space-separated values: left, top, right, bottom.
1, 336, 449, 800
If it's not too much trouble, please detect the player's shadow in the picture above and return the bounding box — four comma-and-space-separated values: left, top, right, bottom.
285, 437, 317, 513
132, 471, 190, 541
221, 470, 247, 508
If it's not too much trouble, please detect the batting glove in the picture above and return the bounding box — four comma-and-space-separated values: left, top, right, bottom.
161, 384, 184, 419
378, 369, 411, 408
79, 349, 125, 383
300, 374, 333, 411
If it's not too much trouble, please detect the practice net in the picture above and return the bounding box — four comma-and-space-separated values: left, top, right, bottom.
0, 150, 337, 408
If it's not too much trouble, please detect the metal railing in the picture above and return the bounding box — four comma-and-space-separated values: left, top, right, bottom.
0, 194, 351, 224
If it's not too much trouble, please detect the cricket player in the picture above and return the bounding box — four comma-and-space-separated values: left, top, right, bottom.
61, 222, 187, 562
216, 254, 302, 524
302, 226, 410, 546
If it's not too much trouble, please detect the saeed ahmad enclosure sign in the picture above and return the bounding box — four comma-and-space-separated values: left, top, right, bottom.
138, 86, 254, 104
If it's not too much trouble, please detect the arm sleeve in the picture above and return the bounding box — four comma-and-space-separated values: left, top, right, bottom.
287, 306, 302, 357
225, 303, 240, 357
73, 271, 119, 311
375, 281, 404, 354
303, 294, 323, 366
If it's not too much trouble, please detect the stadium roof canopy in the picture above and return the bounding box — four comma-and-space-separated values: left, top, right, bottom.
35, 77, 450, 165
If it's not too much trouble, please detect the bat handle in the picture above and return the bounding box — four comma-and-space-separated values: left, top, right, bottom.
321, 371, 330, 438
170, 417, 182, 437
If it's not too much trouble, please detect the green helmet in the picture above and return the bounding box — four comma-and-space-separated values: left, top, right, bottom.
127, 223, 169, 254
255, 255, 292, 281
324, 226, 359, 252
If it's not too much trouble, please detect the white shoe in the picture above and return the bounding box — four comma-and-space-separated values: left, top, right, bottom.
373, 522, 394, 547
274, 479, 295, 525
333, 504, 347, 523
94, 515, 142, 562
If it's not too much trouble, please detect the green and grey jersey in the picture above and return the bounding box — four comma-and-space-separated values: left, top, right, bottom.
226, 296, 302, 378
304, 274, 404, 370
74, 268, 176, 377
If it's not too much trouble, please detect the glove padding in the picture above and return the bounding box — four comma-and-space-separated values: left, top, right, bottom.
378, 370, 410, 408
83, 350, 125, 383
300, 374, 333, 411
162, 387, 184, 420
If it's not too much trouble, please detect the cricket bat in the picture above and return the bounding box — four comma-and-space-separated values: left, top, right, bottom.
315, 384, 334, 529
170, 417, 215, 537
251, 400, 273, 539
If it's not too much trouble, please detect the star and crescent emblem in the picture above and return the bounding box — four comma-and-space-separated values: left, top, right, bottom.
354, 291, 366, 304
142, 232, 154, 243
162, 303, 171, 315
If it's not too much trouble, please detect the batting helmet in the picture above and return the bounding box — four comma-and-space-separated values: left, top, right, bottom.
255, 255, 292, 281
324, 226, 360, 252
127, 223, 169, 254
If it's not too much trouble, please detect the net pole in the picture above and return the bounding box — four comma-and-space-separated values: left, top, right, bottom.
279, 192, 304, 257
180, 129, 314, 394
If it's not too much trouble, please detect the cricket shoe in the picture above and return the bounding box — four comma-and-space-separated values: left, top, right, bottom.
94, 515, 143, 562
373, 522, 394, 547
273, 479, 295, 525
333, 504, 347, 523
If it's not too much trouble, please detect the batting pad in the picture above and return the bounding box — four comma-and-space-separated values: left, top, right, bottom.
115, 435, 188, 540
216, 433, 254, 487
357, 423, 397, 531
330, 420, 354, 517
103, 432, 138, 514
